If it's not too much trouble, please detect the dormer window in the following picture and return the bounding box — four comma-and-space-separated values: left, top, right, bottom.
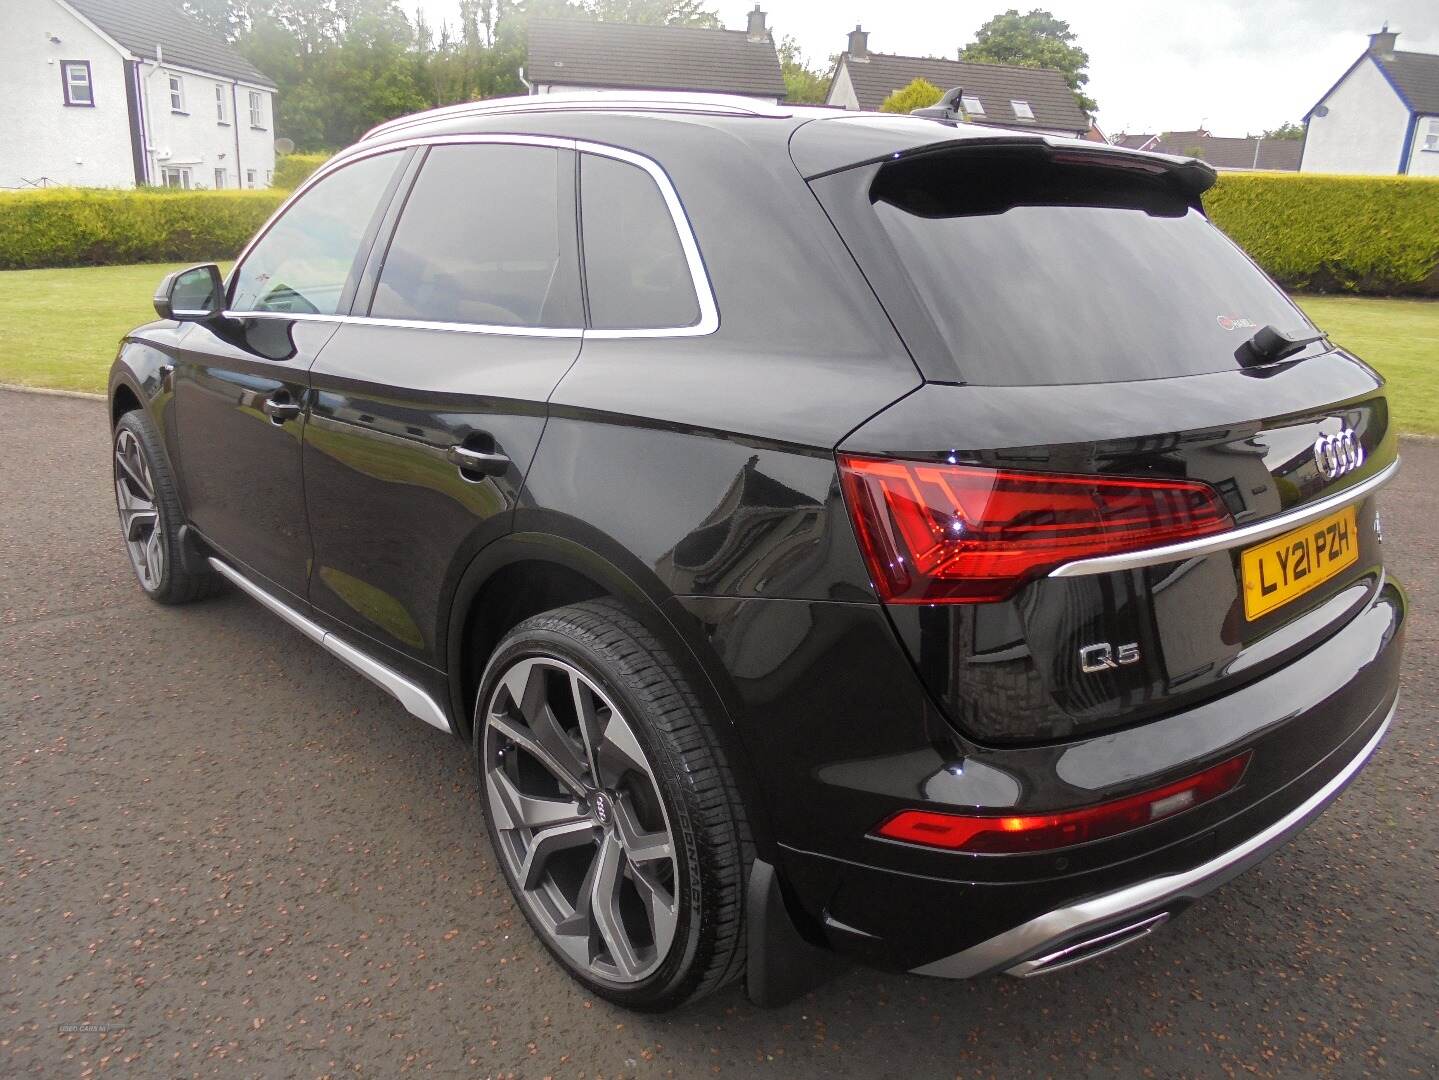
961, 95, 984, 115
1010, 100, 1034, 121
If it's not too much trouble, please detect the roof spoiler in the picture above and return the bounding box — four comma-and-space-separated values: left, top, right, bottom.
831, 132, 1218, 198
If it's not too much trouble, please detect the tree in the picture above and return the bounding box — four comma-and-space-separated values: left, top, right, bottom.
584, 0, 721, 26
1257, 121, 1304, 140
879, 77, 943, 114
961, 8, 1096, 115
776, 35, 831, 104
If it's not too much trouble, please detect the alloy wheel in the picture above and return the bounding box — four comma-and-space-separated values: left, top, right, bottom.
483, 656, 680, 984
114, 427, 164, 591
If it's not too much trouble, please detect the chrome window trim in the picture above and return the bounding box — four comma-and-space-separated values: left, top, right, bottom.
226, 133, 718, 340
1047, 457, 1399, 578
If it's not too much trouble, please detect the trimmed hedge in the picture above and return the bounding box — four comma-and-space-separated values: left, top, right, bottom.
273, 153, 332, 190
1206, 172, 1439, 297
0, 188, 284, 270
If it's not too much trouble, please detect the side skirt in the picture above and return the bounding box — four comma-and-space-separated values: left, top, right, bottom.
208, 556, 453, 734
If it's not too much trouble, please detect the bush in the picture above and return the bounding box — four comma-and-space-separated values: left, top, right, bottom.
1206, 172, 1439, 296
273, 153, 331, 190
0, 188, 284, 270
879, 78, 943, 114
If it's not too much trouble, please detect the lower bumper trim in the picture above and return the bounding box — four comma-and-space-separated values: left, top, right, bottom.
911, 697, 1396, 979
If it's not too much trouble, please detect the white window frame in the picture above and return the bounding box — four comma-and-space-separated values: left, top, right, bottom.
248, 90, 264, 129
1423, 117, 1439, 153
215, 84, 229, 124
265, 170, 273, 186
1010, 99, 1034, 121
162, 166, 193, 189
62, 61, 93, 106
960, 95, 984, 115
246, 168, 257, 188
214, 167, 227, 188
168, 74, 186, 113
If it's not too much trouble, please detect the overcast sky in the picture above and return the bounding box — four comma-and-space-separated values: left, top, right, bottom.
410, 0, 1438, 135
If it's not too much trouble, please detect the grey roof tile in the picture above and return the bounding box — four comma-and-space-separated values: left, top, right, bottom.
1375, 50, 1439, 115
840, 52, 1089, 133
1145, 133, 1302, 171
67, 0, 274, 87
527, 18, 785, 97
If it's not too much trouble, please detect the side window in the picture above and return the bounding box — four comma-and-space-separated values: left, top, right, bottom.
580, 153, 699, 330
230, 152, 401, 316
371, 143, 581, 329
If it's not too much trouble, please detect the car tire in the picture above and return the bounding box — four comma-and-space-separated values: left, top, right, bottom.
112, 409, 219, 605
475, 598, 752, 1011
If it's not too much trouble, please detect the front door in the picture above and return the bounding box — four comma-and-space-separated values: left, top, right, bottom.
172, 149, 410, 600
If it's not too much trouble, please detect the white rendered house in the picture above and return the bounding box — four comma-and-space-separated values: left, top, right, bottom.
0, 0, 277, 189
1301, 27, 1439, 176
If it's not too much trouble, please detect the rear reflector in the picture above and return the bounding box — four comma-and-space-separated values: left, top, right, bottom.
837, 455, 1233, 603
874, 753, 1251, 854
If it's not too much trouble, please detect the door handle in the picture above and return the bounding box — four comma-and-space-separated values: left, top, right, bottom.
446, 444, 510, 478
262, 393, 302, 424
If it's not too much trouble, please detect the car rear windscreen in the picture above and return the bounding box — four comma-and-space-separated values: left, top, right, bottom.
865, 148, 1315, 386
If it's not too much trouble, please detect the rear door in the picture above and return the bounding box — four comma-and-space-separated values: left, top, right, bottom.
302, 139, 584, 671
172, 150, 408, 600
811, 141, 1397, 743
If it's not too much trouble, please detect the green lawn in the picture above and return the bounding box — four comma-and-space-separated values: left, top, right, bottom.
1, 263, 1436, 434
0, 263, 229, 395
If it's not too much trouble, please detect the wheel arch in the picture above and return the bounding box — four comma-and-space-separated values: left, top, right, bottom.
445, 518, 776, 853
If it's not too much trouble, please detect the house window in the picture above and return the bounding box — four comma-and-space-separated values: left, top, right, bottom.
162, 166, 193, 189
265, 170, 273, 186
248, 91, 264, 129
214, 167, 227, 188
1423, 118, 1439, 152
1010, 100, 1034, 120
215, 84, 228, 124
960, 95, 984, 115
62, 61, 93, 106
246, 168, 257, 188
168, 74, 186, 113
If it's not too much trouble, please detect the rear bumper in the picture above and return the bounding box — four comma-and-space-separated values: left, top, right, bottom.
914, 696, 1395, 978
675, 573, 1405, 979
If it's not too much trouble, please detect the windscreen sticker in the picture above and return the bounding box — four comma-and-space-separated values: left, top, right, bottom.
1217, 315, 1258, 331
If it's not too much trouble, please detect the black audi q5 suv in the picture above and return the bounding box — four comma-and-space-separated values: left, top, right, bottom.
109, 92, 1404, 1012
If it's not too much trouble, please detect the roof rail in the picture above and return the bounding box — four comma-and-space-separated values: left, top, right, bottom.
362, 90, 793, 142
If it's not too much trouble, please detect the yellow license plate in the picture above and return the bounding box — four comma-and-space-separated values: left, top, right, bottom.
1241, 505, 1359, 620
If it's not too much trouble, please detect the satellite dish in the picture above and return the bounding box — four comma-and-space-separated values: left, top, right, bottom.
275, 137, 295, 155
1313, 105, 1329, 118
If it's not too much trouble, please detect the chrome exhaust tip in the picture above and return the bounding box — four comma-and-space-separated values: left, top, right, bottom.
1004, 912, 1171, 978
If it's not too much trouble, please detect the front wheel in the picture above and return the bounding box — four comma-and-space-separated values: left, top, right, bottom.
475, 599, 751, 1011
112, 410, 217, 604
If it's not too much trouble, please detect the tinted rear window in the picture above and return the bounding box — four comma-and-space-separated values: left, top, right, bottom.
866, 149, 1313, 385
580, 153, 699, 330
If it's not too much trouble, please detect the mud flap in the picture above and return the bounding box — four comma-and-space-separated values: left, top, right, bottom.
745, 857, 846, 1007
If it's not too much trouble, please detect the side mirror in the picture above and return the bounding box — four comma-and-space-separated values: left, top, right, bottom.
154, 263, 225, 321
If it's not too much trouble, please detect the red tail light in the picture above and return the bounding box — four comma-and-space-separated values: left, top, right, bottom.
837, 455, 1233, 603
874, 753, 1251, 854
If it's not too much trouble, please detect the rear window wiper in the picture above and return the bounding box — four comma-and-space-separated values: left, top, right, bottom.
1236, 324, 1326, 368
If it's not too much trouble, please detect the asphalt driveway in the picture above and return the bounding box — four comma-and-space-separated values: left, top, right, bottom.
2, 388, 1435, 1078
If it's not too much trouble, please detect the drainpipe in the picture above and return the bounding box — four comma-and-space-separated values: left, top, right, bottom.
231, 82, 242, 186
517, 66, 532, 93
1252, 136, 1262, 169
138, 44, 168, 183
